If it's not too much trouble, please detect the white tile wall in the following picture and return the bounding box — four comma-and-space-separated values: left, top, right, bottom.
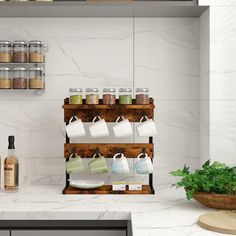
207, 4, 236, 166
0, 17, 201, 187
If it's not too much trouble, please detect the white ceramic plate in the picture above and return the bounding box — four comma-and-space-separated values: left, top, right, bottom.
69, 180, 104, 189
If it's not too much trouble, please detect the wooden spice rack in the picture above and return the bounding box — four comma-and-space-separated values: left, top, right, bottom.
62, 98, 155, 195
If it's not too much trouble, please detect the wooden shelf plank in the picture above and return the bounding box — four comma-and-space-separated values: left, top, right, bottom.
64, 143, 154, 158
63, 98, 155, 123
63, 185, 152, 194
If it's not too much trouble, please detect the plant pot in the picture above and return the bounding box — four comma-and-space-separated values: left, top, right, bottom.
194, 192, 236, 210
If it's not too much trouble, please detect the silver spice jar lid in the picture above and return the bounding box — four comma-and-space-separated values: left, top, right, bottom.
0, 67, 11, 71
29, 67, 44, 71
13, 40, 27, 46
0, 40, 11, 46
136, 88, 149, 92
13, 67, 27, 71
119, 88, 132, 92
69, 88, 82, 92
29, 40, 44, 46
86, 88, 99, 93
103, 88, 116, 93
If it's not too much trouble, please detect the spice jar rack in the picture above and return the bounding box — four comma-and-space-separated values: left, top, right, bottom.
0, 40, 47, 92
62, 97, 156, 195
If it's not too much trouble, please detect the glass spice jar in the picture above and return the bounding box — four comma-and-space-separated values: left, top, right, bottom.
13, 67, 27, 89
29, 67, 45, 89
119, 88, 132, 105
103, 88, 116, 105
29, 40, 46, 63
135, 88, 149, 105
86, 88, 99, 105
13, 41, 27, 63
69, 88, 83, 105
0, 67, 11, 89
0, 41, 11, 63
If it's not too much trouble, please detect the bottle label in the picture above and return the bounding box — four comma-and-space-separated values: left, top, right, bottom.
4, 163, 18, 187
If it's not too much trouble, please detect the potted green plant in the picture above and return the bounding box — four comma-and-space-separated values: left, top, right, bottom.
170, 160, 236, 209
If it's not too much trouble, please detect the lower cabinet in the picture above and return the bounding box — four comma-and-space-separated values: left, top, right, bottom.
0, 231, 9, 236
12, 230, 126, 236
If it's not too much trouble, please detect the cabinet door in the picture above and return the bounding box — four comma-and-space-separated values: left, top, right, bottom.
0, 231, 9, 236
12, 230, 126, 236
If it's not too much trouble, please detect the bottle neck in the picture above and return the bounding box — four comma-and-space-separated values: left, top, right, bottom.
8, 149, 15, 157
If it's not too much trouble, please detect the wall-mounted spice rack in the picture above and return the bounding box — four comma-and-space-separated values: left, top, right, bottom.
62, 97, 156, 195
0, 40, 46, 92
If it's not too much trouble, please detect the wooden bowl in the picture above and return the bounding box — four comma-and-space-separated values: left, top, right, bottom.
194, 192, 236, 210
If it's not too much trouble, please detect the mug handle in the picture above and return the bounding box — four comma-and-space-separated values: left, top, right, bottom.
136, 152, 148, 161
139, 116, 149, 123
113, 152, 124, 161
69, 115, 79, 123
92, 115, 102, 123
69, 152, 79, 159
92, 152, 102, 159
115, 116, 125, 123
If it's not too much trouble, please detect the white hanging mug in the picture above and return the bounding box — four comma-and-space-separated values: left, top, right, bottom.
112, 152, 130, 174
135, 152, 153, 174
89, 116, 109, 138
113, 116, 133, 137
65, 116, 86, 138
137, 116, 157, 137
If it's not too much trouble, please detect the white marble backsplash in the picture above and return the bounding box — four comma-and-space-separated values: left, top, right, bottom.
0, 17, 200, 187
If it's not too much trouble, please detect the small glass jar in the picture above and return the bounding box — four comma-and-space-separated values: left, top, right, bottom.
119, 88, 132, 105
29, 67, 45, 89
103, 88, 116, 105
136, 88, 149, 105
29, 40, 46, 63
13, 67, 27, 89
0, 41, 11, 63
69, 88, 83, 105
0, 67, 11, 89
86, 88, 99, 105
13, 40, 27, 63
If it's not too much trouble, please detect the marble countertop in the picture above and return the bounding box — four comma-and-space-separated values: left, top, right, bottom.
0, 185, 227, 236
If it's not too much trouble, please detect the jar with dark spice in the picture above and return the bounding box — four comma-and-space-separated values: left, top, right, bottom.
119, 88, 132, 105
135, 88, 149, 105
13, 67, 27, 89
29, 67, 45, 89
86, 88, 99, 104
69, 88, 83, 104
13, 40, 27, 63
0, 41, 11, 63
29, 40, 46, 63
103, 88, 116, 105
0, 67, 11, 89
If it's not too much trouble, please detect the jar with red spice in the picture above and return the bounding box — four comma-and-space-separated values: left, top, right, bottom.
13, 40, 27, 63
103, 88, 116, 105
135, 88, 149, 105
13, 67, 27, 89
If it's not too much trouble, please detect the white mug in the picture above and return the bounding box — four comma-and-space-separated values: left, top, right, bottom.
112, 153, 130, 174
65, 116, 86, 138
135, 153, 153, 174
89, 116, 109, 138
137, 116, 157, 137
113, 116, 133, 137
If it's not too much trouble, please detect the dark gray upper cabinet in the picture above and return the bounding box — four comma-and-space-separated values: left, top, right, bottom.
0, 0, 207, 17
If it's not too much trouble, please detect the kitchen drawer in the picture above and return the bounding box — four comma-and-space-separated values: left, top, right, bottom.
0, 231, 9, 236
11, 230, 126, 236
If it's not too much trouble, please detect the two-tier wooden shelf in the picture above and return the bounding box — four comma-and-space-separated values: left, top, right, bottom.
62, 97, 155, 194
